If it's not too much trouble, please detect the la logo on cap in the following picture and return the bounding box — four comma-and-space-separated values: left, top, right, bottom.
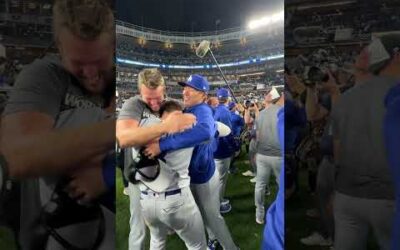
188, 75, 193, 82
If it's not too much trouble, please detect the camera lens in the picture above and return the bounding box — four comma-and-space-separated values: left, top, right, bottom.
308, 66, 329, 83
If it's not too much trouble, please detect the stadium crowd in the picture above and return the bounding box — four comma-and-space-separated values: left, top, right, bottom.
285, 33, 400, 250
116, 66, 285, 249
116, 34, 283, 66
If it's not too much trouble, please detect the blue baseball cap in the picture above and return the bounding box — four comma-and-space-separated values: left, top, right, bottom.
217, 88, 230, 98
178, 74, 210, 93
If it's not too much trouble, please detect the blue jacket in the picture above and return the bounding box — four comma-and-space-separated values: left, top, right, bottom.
384, 84, 400, 250
230, 111, 245, 137
262, 107, 284, 250
159, 103, 216, 184
213, 104, 236, 159
285, 99, 307, 152
100, 153, 116, 212
231, 111, 245, 151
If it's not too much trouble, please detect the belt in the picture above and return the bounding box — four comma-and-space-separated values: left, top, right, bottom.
141, 188, 181, 198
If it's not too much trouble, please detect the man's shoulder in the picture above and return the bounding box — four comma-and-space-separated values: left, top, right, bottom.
118, 95, 149, 121
22, 55, 64, 76
192, 103, 212, 113
339, 76, 398, 104
123, 95, 142, 105
216, 104, 230, 114
271, 104, 281, 111
121, 96, 149, 112
15, 55, 67, 86
263, 105, 280, 114
232, 112, 242, 119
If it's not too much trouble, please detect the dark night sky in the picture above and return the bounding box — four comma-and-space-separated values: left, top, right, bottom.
116, 0, 283, 32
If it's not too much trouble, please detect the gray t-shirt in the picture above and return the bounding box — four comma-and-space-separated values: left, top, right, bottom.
331, 75, 397, 200
118, 95, 158, 122
118, 95, 160, 171
255, 104, 281, 156
3, 55, 109, 248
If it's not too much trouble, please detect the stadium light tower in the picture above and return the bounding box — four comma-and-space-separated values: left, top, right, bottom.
248, 10, 284, 30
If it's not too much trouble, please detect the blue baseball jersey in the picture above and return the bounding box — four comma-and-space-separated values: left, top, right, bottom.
213, 104, 236, 159
159, 102, 216, 184
230, 111, 245, 137
285, 99, 307, 152
384, 84, 400, 250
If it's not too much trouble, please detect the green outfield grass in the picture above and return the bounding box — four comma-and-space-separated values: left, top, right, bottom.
116, 150, 278, 250
0, 227, 17, 250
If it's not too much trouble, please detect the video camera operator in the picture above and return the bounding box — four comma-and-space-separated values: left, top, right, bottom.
286, 56, 351, 246
242, 98, 260, 180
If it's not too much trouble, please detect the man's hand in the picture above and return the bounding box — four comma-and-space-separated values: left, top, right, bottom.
65, 165, 107, 203
162, 111, 196, 134
254, 103, 260, 111
144, 141, 161, 159
236, 103, 245, 113
248, 103, 259, 111
322, 70, 340, 94
285, 74, 305, 95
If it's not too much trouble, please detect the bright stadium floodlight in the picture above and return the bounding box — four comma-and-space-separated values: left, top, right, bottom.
248, 10, 284, 30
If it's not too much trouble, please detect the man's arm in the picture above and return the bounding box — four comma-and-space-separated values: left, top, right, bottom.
116, 111, 196, 148
157, 107, 215, 153
0, 112, 115, 178
253, 104, 260, 119
158, 121, 214, 153
244, 108, 253, 125
306, 71, 341, 121
117, 119, 165, 148
305, 86, 329, 121
144, 119, 214, 158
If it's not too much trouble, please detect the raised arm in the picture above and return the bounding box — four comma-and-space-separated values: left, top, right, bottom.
1, 111, 115, 178
116, 112, 196, 148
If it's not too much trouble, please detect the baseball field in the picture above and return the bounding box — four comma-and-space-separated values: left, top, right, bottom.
116, 149, 277, 250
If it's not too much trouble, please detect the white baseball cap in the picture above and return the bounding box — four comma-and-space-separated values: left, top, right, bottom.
368, 34, 400, 73
268, 87, 281, 100
216, 121, 231, 137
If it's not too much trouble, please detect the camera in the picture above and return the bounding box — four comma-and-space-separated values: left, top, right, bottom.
244, 100, 255, 109
307, 66, 329, 84
303, 63, 341, 87
126, 148, 160, 184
